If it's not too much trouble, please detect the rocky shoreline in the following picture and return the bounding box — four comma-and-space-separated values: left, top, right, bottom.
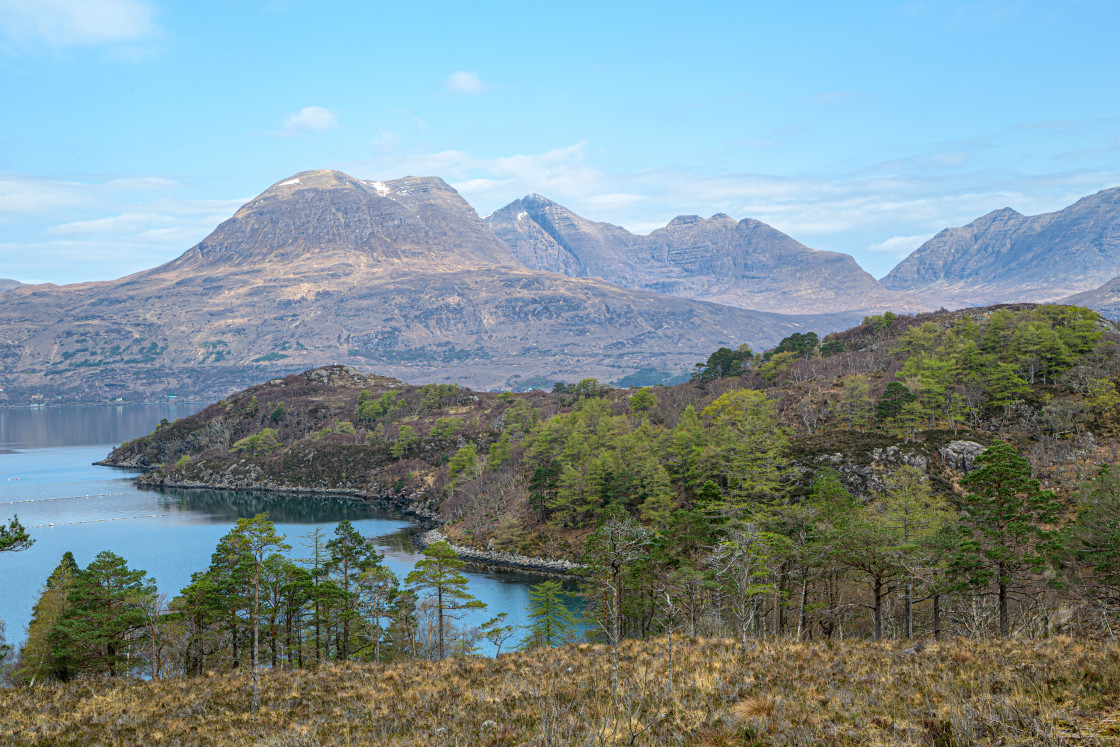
415, 529, 585, 577
119, 474, 583, 576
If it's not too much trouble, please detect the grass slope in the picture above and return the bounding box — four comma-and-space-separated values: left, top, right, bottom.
4, 637, 1119, 745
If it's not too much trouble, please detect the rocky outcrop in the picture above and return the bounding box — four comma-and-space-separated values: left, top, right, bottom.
883, 186, 1120, 307
939, 440, 986, 473
809, 445, 932, 500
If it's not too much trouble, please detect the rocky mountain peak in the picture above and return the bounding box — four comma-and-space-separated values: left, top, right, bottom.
259, 168, 362, 195
882, 185, 1120, 306
148, 169, 520, 275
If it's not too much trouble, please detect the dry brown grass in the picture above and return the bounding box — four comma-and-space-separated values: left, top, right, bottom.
3, 637, 1119, 745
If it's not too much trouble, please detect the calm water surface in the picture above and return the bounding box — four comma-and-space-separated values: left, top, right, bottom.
0, 404, 559, 654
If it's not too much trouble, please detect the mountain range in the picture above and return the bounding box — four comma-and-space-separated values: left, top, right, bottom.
0, 171, 852, 404
483, 194, 919, 315
2, 170, 1119, 405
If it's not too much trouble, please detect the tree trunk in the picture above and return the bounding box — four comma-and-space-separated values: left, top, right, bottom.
777, 567, 788, 635
667, 626, 673, 699
437, 586, 445, 660
231, 613, 239, 668
933, 594, 941, 641
150, 621, 159, 680
998, 569, 1009, 640
873, 579, 883, 641
797, 575, 809, 641
905, 577, 914, 640
252, 574, 260, 712
341, 559, 351, 660
611, 572, 620, 698
314, 598, 321, 665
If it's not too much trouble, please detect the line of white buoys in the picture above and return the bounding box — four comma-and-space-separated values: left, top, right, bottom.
33, 514, 167, 528
1, 492, 127, 506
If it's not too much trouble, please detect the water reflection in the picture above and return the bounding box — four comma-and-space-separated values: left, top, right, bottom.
0, 403, 207, 450
152, 487, 405, 524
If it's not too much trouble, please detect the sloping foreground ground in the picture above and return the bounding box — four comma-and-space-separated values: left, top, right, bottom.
3, 637, 1119, 745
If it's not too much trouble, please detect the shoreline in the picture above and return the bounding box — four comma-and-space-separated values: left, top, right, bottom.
126, 475, 584, 577
1, 400, 214, 410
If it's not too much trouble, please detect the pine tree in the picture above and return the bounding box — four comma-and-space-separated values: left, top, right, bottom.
958, 440, 1059, 638
627, 387, 658, 415
13, 552, 78, 684
447, 442, 481, 486
876, 381, 916, 423
355, 560, 398, 662
206, 529, 253, 668
325, 520, 379, 660
522, 580, 579, 649
390, 425, 417, 458
582, 507, 652, 694
699, 389, 789, 516
405, 541, 485, 659
0, 514, 33, 553
485, 432, 512, 471
479, 612, 519, 656
829, 510, 903, 641
1059, 464, 1120, 611
229, 513, 289, 709
874, 466, 953, 638
49, 550, 157, 678
170, 570, 228, 676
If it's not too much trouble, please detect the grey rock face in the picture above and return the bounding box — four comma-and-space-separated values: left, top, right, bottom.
939, 440, 986, 473
807, 446, 930, 501
486, 195, 923, 315
882, 186, 1120, 307
0, 279, 21, 292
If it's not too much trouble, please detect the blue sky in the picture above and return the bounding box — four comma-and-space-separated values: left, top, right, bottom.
1, 0, 1119, 284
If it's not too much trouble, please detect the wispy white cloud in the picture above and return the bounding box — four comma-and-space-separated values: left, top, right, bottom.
0, 173, 174, 216
0, 0, 159, 48
868, 234, 931, 255
0, 171, 247, 283
445, 70, 487, 95
278, 106, 338, 136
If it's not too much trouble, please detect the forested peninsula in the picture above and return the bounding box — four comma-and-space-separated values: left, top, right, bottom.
105, 302, 1120, 640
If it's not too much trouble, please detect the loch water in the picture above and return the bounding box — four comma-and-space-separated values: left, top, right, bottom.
0, 404, 563, 655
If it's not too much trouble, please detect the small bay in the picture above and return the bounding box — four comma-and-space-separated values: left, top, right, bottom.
0, 404, 559, 655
